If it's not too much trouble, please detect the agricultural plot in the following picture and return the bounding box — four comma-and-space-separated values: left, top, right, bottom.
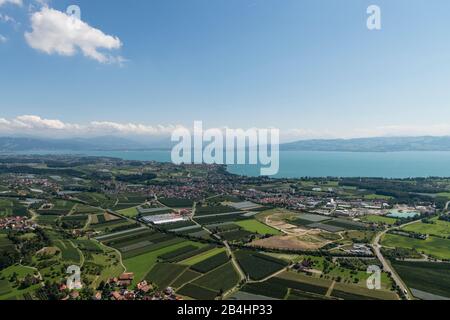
241, 273, 331, 300
235, 250, 288, 280
177, 283, 218, 300
361, 215, 397, 226
179, 247, 225, 266
103, 230, 184, 259
159, 198, 194, 208
382, 234, 450, 260
60, 215, 88, 229
0, 280, 11, 296
75, 239, 103, 253
90, 213, 134, 233
186, 230, 213, 240
241, 280, 288, 299
172, 269, 202, 289
195, 205, 236, 216
37, 199, 76, 216
36, 216, 58, 226
228, 201, 262, 211
75, 193, 116, 209
117, 207, 139, 217
391, 260, 450, 299
158, 245, 199, 262
0, 234, 16, 252
235, 219, 281, 235
137, 207, 173, 217
331, 282, 398, 300
144, 263, 188, 289
322, 218, 367, 231
401, 218, 450, 238
190, 251, 230, 273
192, 262, 240, 292
71, 204, 103, 215
288, 213, 367, 232
287, 289, 333, 300
55, 240, 81, 263
219, 229, 254, 242
304, 222, 344, 233
158, 220, 197, 231
123, 240, 202, 285
0, 198, 28, 216
194, 212, 247, 225
273, 273, 329, 295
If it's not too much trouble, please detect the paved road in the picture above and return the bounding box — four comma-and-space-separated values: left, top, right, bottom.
445, 201, 450, 212
372, 220, 420, 300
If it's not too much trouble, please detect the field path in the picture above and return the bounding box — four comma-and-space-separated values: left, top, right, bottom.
326, 280, 336, 297
223, 241, 246, 282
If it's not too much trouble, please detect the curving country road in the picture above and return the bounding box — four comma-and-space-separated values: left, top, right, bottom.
372, 220, 421, 300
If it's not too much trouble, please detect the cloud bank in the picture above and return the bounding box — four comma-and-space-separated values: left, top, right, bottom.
0, 115, 181, 137
24, 7, 123, 64
2, 115, 450, 142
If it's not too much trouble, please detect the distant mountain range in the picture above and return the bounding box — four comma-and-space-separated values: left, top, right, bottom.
4, 136, 450, 152
281, 136, 450, 152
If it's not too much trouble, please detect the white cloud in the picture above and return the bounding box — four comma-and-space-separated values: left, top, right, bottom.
0, 115, 181, 137
0, 0, 22, 7
0, 13, 16, 23
3, 115, 450, 142
0, 34, 7, 43
25, 7, 123, 64
89, 121, 180, 136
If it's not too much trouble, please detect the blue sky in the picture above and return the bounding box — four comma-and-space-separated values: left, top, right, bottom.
1, 0, 450, 141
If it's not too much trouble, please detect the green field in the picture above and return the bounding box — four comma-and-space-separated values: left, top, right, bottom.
391, 260, 450, 298
0, 198, 28, 216
0, 265, 41, 300
145, 263, 188, 289
235, 219, 281, 235
123, 240, 204, 285
192, 262, 240, 293
179, 247, 225, 266
55, 240, 81, 263
361, 215, 397, 225
382, 234, 450, 260
235, 250, 288, 280
191, 252, 230, 273
177, 283, 218, 300
117, 206, 139, 217
332, 282, 398, 300
402, 218, 450, 238
171, 269, 203, 289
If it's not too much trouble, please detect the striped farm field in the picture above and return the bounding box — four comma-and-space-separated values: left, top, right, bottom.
123, 240, 205, 285
235, 219, 281, 235
190, 252, 230, 273
144, 263, 188, 289
192, 262, 240, 292
179, 247, 225, 266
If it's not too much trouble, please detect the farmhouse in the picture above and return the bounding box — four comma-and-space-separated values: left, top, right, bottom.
117, 272, 134, 286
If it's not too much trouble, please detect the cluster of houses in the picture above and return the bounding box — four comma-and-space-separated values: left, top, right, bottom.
0, 216, 36, 231
61, 272, 182, 301
107, 273, 182, 301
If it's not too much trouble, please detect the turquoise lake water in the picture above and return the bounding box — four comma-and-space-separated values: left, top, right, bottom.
10, 150, 450, 178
